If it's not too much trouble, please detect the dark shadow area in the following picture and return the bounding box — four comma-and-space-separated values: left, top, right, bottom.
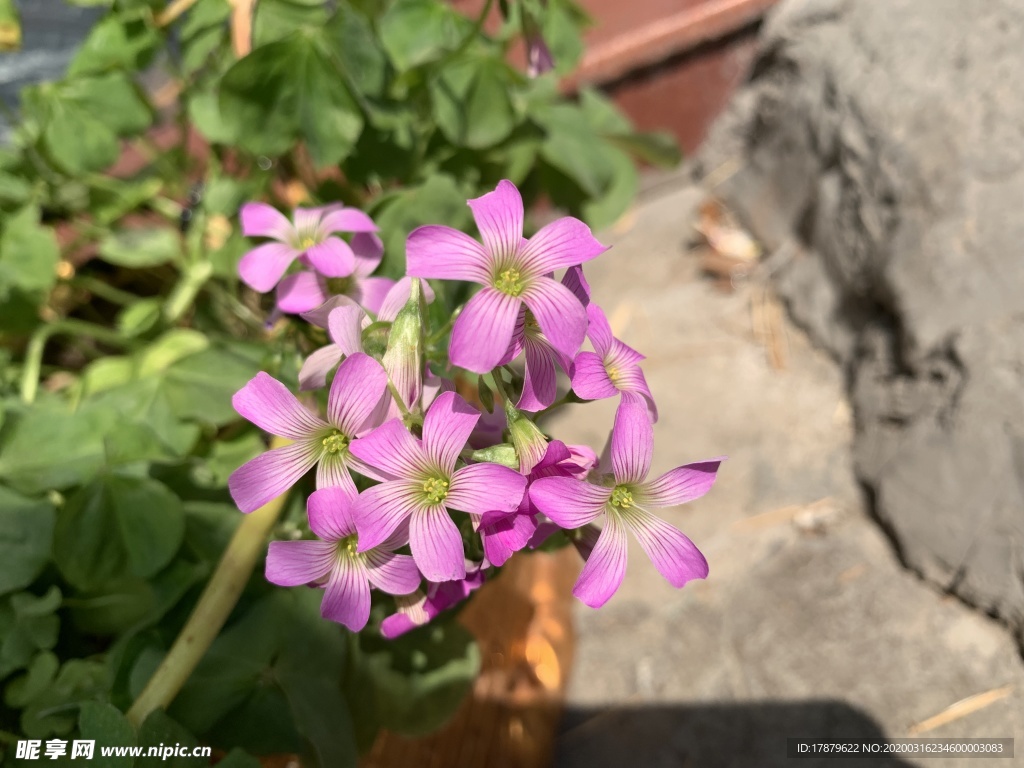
554, 701, 917, 768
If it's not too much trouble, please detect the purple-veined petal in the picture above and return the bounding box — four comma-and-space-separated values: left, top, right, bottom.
467, 179, 524, 264
351, 232, 384, 278
327, 353, 389, 436
276, 271, 328, 314
585, 303, 614, 358
606, 337, 645, 367
516, 336, 560, 412
528, 476, 610, 528
320, 207, 378, 234
380, 593, 429, 639
321, 559, 372, 631
573, 514, 628, 608
561, 265, 590, 306
229, 440, 319, 513
406, 225, 492, 283
518, 216, 607, 277
293, 206, 328, 234
298, 345, 344, 391
378, 275, 436, 323
305, 236, 355, 278
327, 304, 369, 356
422, 391, 480, 473
301, 294, 357, 328
239, 242, 299, 292
449, 287, 522, 374
422, 367, 454, 410
570, 351, 617, 401
410, 507, 466, 582
448, 463, 527, 514
348, 420, 431, 481
521, 278, 588, 359
241, 202, 293, 240
352, 480, 423, 551
233, 372, 327, 439
308, 485, 358, 540
610, 398, 653, 484
622, 508, 708, 587
634, 458, 724, 508
365, 550, 421, 595
353, 276, 395, 315
479, 509, 537, 566
315, 452, 358, 496
617, 371, 659, 422
532, 439, 573, 475
265, 540, 336, 586
567, 444, 598, 477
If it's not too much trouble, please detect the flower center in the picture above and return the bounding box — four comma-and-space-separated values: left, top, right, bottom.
494, 268, 526, 297
300, 236, 317, 250
322, 430, 349, 454
325, 276, 354, 294
610, 485, 634, 509
422, 476, 450, 504
606, 365, 620, 382
337, 534, 359, 557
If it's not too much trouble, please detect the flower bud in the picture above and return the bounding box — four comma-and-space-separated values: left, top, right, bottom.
505, 400, 547, 474
470, 443, 519, 470
382, 278, 424, 416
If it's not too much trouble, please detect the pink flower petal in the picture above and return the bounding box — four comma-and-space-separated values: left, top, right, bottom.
351, 232, 384, 278
610, 398, 653, 484
353, 276, 395, 315
410, 507, 466, 582
617, 371, 659, 423
467, 180, 524, 264
232, 372, 327, 439
423, 391, 480, 472
308, 485, 358, 540
521, 278, 587, 359
634, 458, 724, 508
365, 550, 421, 594
516, 336, 561, 412
377, 275, 436, 323
315, 452, 358, 496
622, 508, 708, 587
239, 242, 300, 293
479, 509, 538, 566
241, 202, 293, 240
301, 294, 357, 329
348, 420, 431, 482
448, 463, 527, 514
321, 559, 371, 631
449, 287, 522, 374
298, 345, 344, 391
320, 207, 378, 234
265, 540, 336, 586
229, 440, 320, 513
276, 271, 328, 314
327, 304, 369, 356
305, 236, 355, 278
585, 303, 614, 358
570, 351, 617, 401
352, 479, 423, 551
528, 476, 610, 528
406, 225, 492, 283
327, 353, 389, 436
573, 514, 628, 608
518, 216, 608, 277
561, 265, 590, 306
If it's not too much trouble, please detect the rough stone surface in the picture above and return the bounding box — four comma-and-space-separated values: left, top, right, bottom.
549, 183, 1024, 768
693, 0, 1024, 643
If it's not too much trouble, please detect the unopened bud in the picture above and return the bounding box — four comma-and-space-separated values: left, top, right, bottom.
470, 443, 519, 470
382, 278, 424, 416
505, 400, 547, 474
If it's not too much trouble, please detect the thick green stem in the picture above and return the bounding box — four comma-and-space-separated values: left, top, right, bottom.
21, 320, 132, 404
126, 457, 290, 727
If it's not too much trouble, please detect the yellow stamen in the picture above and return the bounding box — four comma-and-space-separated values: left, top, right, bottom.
422, 477, 450, 504
494, 268, 525, 297
322, 431, 348, 454
611, 486, 634, 509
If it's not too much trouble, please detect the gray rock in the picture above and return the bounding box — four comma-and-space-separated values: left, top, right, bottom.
695, 0, 1024, 642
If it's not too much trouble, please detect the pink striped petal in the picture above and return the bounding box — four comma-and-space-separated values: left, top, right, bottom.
241, 202, 293, 240
301, 294, 357, 329
467, 180, 523, 264
352, 276, 394, 314
423, 391, 480, 472
327, 353, 389, 436
265, 540, 336, 586
305, 236, 355, 278
327, 304, 368, 355
276, 271, 328, 314
229, 440, 319, 513
352, 480, 423, 551
351, 232, 384, 278
348, 420, 431, 481
617, 372, 659, 422
239, 242, 300, 292
570, 351, 617, 401
585, 304, 614, 358
298, 345, 344, 391
518, 216, 608, 277
406, 225, 492, 283
567, 444, 598, 478
528, 476, 610, 528
315, 452, 358, 496
449, 287, 522, 374
410, 507, 466, 582
232, 372, 327, 438
610, 398, 652, 484
516, 336, 560, 412
623, 508, 708, 587
448, 463, 527, 514
365, 550, 421, 595
521, 278, 587, 359
377, 276, 436, 323
320, 207, 378, 234
293, 206, 328, 234
308, 485, 358, 540
561, 265, 590, 306
634, 458, 724, 508
479, 509, 537, 566
321, 559, 371, 631
573, 514, 628, 608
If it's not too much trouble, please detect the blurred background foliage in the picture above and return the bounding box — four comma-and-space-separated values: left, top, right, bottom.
0, 0, 677, 764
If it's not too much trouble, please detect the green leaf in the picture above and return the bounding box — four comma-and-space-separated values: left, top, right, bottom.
116, 298, 162, 338
578, 87, 631, 133
581, 145, 638, 230
0, 587, 61, 679
0, 204, 58, 315
431, 55, 518, 149
78, 702, 136, 768
68, 12, 160, 76
136, 330, 210, 375
8, 657, 106, 738
219, 32, 363, 166
64, 73, 153, 136
606, 130, 681, 168
53, 475, 185, 591
329, 6, 388, 97
0, 486, 56, 596
137, 710, 200, 767
98, 227, 181, 268
378, 0, 467, 71
252, 0, 329, 48
160, 341, 264, 426
534, 103, 615, 197
91, 177, 164, 226
90, 378, 201, 465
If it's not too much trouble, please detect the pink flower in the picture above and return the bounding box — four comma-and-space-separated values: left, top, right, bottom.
529, 400, 723, 608
380, 567, 486, 638
348, 392, 527, 582
571, 303, 658, 421
406, 180, 607, 374
266, 486, 420, 631
238, 202, 380, 306
228, 353, 389, 512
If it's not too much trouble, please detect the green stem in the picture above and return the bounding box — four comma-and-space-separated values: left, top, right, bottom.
68, 275, 138, 306
126, 464, 292, 728
21, 320, 132, 404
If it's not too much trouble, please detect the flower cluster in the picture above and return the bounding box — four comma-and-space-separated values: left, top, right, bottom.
230, 180, 723, 633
